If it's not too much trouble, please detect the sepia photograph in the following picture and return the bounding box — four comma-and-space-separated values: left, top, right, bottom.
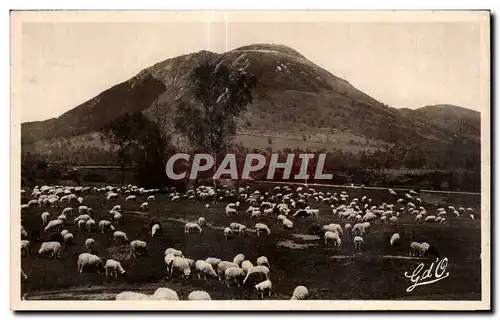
10, 10, 490, 310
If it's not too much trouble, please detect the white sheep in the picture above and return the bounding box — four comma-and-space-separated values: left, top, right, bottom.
78, 205, 89, 215
205, 257, 221, 269
21, 226, 28, 238
60, 229, 69, 237
99, 220, 115, 233
255, 279, 272, 299
74, 214, 91, 223
151, 287, 179, 300
77, 253, 104, 274
188, 290, 211, 300
390, 233, 400, 246
150, 224, 161, 237
217, 261, 238, 280
291, 285, 309, 300
115, 292, 150, 300
85, 238, 95, 252
63, 233, 74, 244
254, 223, 271, 236
125, 195, 136, 201
425, 215, 436, 223
38, 241, 62, 259
105, 259, 126, 277
41, 212, 50, 225
354, 236, 364, 251
225, 267, 245, 287
77, 219, 86, 230
130, 240, 147, 258
147, 195, 155, 201
195, 260, 217, 279
233, 253, 245, 266
113, 231, 128, 243
85, 219, 96, 232
140, 202, 148, 210
21, 240, 30, 256
44, 219, 64, 233
238, 224, 247, 236
111, 205, 122, 212
241, 260, 254, 274
256, 256, 270, 268
197, 217, 206, 227
409, 241, 428, 257
324, 231, 341, 247
223, 227, 233, 240
169, 256, 191, 278
243, 266, 270, 284
282, 218, 294, 229
184, 222, 202, 234
164, 248, 183, 257
113, 212, 123, 224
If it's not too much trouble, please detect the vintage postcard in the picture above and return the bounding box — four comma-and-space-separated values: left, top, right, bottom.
11, 10, 490, 310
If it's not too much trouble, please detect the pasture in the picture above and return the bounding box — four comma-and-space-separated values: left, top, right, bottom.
19, 183, 482, 300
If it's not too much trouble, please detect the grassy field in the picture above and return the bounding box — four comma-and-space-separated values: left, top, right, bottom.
19, 184, 482, 301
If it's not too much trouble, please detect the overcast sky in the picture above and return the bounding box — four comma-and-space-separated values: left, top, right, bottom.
15, 11, 489, 123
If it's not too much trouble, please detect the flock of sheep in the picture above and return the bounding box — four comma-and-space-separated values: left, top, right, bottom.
20, 183, 477, 300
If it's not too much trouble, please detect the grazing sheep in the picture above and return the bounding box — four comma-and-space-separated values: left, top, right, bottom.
389, 216, 398, 225
425, 215, 436, 223
291, 285, 309, 300
184, 222, 202, 234
256, 256, 270, 268
146, 223, 159, 237
170, 257, 191, 278
390, 233, 400, 246
217, 261, 238, 280
188, 290, 211, 301
44, 219, 64, 233
105, 259, 126, 277
195, 260, 217, 279
62, 207, 73, 216
38, 241, 62, 259
113, 212, 123, 224
243, 266, 270, 284
164, 248, 184, 257
111, 205, 122, 213
41, 212, 50, 225
140, 202, 148, 210
344, 223, 352, 234
324, 231, 341, 247
63, 233, 74, 244
21, 226, 28, 238
241, 260, 254, 274
21, 240, 30, 256
238, 224, 247, 236
225, 267, 245, 287
113, 231, 128, 243
255, 279, 272, 299
152, 287, 179, 300
354, 236, 364, 251
125, 195, 136, 201
85, 238, 95, 252
277, 214, 286, 222
197, 217, 206, 227
223, 227, 233, 240
61, 229, 69, 237
254, 223, 271, 236
115, 292, 150, 300
78, 205, 89, 214
85, 219, 96, 232
205, 257, 221, 269
232, 254, 245, 267
409, 241, 428, 257
147, 195, 155, 201
98, 220, 115, 234
130, 240, 148, 258
323, 223, 342, 235
282, 218, 294, 229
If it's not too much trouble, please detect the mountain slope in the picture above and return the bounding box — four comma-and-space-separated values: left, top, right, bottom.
21, 44, 480, 155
